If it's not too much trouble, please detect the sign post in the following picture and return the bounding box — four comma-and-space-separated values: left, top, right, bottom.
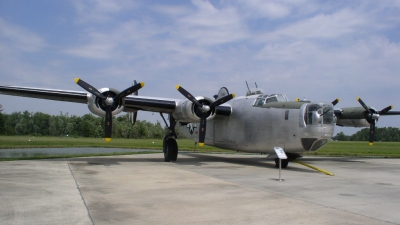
274, 147, 287, 181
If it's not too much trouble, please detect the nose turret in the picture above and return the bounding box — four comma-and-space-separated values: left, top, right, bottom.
300, 102, 335, 151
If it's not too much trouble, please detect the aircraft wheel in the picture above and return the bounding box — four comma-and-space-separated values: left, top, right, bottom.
164, 138, 178, 162
274, 158, 289, 168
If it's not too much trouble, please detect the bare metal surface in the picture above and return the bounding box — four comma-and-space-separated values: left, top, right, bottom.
1, 153, 399, 225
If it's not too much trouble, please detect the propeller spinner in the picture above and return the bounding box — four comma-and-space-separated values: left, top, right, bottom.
176, 85, 235, 146
356, 97, 393, 146
75, 78, 144, 142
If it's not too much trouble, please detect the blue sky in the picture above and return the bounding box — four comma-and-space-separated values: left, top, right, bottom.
1, 0, 400, 135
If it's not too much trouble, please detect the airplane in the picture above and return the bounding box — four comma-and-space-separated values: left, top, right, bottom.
1, 79, 400, 169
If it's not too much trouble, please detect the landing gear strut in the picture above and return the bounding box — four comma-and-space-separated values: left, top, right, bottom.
161, 113, 178, 162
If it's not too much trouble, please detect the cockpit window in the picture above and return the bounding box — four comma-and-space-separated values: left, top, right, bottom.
253, 94, 288, 106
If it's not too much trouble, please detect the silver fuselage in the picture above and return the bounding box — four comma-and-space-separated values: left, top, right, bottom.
178, 95, 335, 154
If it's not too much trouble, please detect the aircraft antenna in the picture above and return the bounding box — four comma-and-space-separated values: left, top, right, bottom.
245, 81, 251, 92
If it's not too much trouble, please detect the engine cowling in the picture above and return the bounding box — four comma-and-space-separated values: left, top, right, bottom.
87, 87, 125, 117
172, 96, 216, 123
336, 106, 370, 127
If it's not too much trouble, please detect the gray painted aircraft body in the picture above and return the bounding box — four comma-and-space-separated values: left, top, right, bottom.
1, 80, 399, 168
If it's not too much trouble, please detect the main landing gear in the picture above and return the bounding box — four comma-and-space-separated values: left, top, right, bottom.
160, 113, 178, 162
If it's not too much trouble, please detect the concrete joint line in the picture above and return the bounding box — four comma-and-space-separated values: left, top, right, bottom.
66, 158, 95, 225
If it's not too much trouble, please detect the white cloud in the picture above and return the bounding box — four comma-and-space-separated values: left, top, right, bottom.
0, 17, 46, 52
264, 9, 367, 41
239, 0, 291, 19
71, 0, 138, 23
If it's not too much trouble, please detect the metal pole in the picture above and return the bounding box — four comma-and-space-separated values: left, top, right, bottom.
279, 158, 282, 181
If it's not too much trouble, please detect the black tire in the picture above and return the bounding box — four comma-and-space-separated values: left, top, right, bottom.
164, 138, 178, 162
274, 158, 289, 168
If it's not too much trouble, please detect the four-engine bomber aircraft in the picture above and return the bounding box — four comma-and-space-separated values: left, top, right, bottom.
1, 79, 400, 168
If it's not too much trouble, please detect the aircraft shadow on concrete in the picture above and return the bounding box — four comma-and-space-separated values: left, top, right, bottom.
60, 152, 334, 174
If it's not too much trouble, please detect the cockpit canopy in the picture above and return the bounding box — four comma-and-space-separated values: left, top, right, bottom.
253, 94, 288, 106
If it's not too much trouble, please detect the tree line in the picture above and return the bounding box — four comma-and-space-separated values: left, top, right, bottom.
333, 127, 400, 142
0, 110, 185, 139
1, 109, 400, 141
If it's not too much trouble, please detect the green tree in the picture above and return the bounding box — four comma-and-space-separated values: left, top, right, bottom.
0, 105, 5, 134
334, 131, 349, 141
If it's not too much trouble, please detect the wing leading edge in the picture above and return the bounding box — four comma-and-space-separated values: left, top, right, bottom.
0, 85, 180, 114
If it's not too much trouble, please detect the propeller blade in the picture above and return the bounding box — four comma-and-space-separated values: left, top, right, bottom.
356, 97, 371, 113
369, 121, 375, 146
133, 80, 139, 96
105, 105, 112, 142
379, 105, 393, 115
331, 98, 340, 106
176, 85, 203, 108
74, 78, 106, 99
210, 93, 236, 108
198, 115, 207, 146
114, 82, 145, 101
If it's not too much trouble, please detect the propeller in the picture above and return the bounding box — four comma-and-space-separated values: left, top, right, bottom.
176, 85, 235, 146
331, 98, 340, 106
356, 97, 393, 146
74, 78, 145, 142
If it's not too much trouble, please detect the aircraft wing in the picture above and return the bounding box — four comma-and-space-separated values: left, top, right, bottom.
0, 84, 232, 115
0, 85, 178, 113
0, 85, 88, 104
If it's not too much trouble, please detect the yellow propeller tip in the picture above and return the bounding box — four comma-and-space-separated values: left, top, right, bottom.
295, 98, 299, 102
337, 98, 340, 102
232, 93, 236, 98
199, 143, 204, 147
175, 85, 180, 90
74, 78, 80, 83
391, 105, 394, 109
105, 138, 111, 142
140, 82, 145, 87
356, 97, 360, 100
369, 142, 373, 146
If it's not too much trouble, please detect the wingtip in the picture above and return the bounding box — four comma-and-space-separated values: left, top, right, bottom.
74, 78, 80, 84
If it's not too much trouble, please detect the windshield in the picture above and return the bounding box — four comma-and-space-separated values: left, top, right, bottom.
253, 94, 288, 106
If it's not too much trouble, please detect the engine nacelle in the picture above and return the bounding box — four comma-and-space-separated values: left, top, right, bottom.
87, 87, 125, 117
336, 118, 370, 127
172, 96, 216, 123
335, 106, 371, 127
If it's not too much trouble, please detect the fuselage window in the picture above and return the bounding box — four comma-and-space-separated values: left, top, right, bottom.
285, 110, 289, 120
